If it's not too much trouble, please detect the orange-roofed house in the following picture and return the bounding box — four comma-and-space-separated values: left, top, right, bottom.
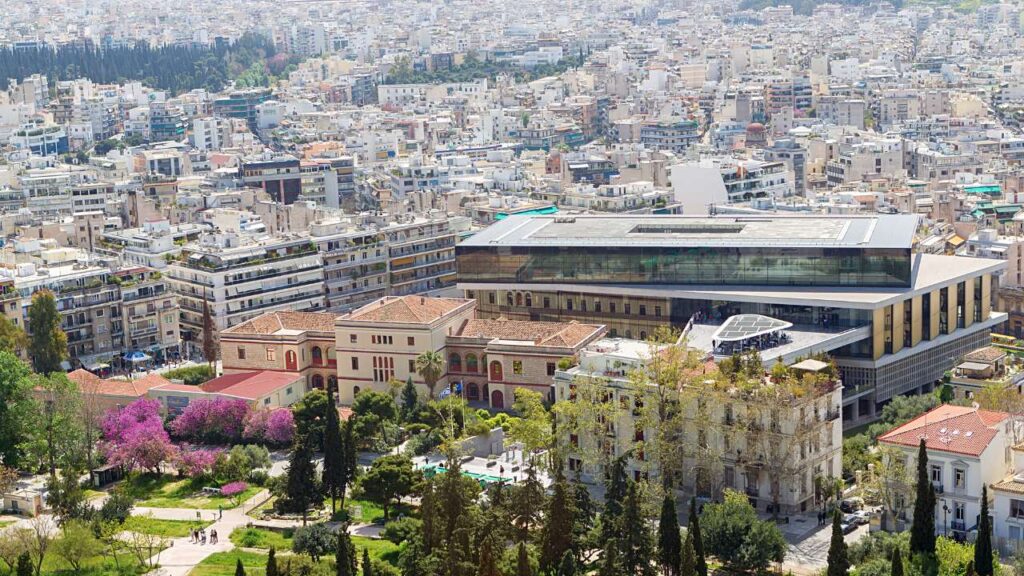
65, 369, 173, 413
148, 370, 305, 416
878, 404, 1012, 538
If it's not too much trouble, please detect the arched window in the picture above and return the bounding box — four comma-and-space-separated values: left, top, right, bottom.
327, 375, 337, 395
468, 382, 480, 401
465, 353, 479, 373
312, 374, 324, 389
489, 361, 504, 381
506, 292, 514, 306
525, 293, 533, 307
285, 350, 297, 370
311, 346, 323, 365
491, 389, 505, 409
353, 385, 361, 397
449, 352, 462, 373
640, 331, 647, 340
515, 292, 523, 306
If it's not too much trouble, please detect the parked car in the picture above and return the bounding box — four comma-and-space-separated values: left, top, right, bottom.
852, 510, 871, 525
840, 497, 864, 513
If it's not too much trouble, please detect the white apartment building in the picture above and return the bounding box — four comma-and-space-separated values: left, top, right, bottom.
165, 232, 325, 350
825, 138, 905, 187
554, 341, 843, 514
962, 229, 1024, 287
670, 158, 793, 213
191, 117, 232, 151
560, 181, 673, 212
878, 405, 1012, 540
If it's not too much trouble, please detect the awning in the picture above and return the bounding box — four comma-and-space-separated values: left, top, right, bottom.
957, 361, 991, 372
85, 362, 110, 371
123, 351, 151, 363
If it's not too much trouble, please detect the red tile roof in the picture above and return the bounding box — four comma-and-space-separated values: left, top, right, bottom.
69, 369, 172, 397
455, 318, 605, 348
878, 405, 1009, 457
222, 311, 337, 336
342, 296, 472, 324
199, 371, 303, 400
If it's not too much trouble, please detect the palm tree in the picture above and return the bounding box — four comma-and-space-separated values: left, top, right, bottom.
415, 350, 445, 398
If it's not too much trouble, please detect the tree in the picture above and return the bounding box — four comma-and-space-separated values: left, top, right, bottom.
356, 454, 418, 521
323, 393, 345, 514
171, 397, 250, 443
478, 534, 501, 576
600, 457, 629, 547
27, 373, 86, 477
341, 419, 357, 508
516, 542, 532, 576
46, 469, 88, 523
351, 391, 398, 447
15, 552, 31, 576
891, 548, 904, 576
293, 523, 334, 563
539, 468, 574, 574
975, 485, 993, 576
201, 297, 217, 369
401, 376, 419, 421
16, 515, 55, 576
53, 520, 102, 572
267, 547, 279, 576
282, 434, 321, 525
507, 389, 552, 465
0, 352, 35, 469
235, 558, 246, 576
827, 510, 850, 576
658, 495, 681, 576
910, 439, 936, 556
27, 290, 66, 374
337, 527, 357, 576
679, 531, 696, 576
101, 398, 177, 473
621, 482, 655, 576
0, 316, 27, 356
294, 389, 331, 452
557, 551, 577, 576
362, 548, 373, 576
415, 350, 444, 398
688, 498, 707, 576
701, 490, 785, 572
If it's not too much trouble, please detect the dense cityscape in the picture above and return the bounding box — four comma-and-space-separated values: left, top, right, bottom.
2, 0, 1024, 575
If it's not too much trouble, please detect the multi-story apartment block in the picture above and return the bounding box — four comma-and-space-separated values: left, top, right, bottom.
115, 267, 180, 362
554, 339, 842, 513
458, 214, 1007, 426
239, 154, 303, 205
298, 157, 355, 209
825, 138, 904, 187
213, 88, 273, 131
165, 232, 324, 351
639, 119, 701, 154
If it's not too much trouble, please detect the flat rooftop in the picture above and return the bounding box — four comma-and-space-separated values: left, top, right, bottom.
462, 214, 919, 249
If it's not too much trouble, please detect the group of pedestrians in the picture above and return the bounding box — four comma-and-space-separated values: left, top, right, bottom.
190, 527, 218, 545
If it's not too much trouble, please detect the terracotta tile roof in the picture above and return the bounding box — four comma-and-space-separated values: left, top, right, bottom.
342, 296, 472, 324
991, 478, 1024, 494
223, 311, 337, 336
71, 369, 173, 398
878, 405, 1009, 458
200, 370, 303, 400
455, 318, 605, 349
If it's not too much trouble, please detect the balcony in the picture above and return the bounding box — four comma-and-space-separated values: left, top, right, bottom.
745, 486, 759, 498
950, 520, 966, 532
932, 481, 944, 494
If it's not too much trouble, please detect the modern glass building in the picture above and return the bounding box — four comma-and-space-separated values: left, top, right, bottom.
457, 214, 1007, 427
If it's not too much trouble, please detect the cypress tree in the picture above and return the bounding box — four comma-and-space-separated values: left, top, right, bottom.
688, 498, 707, 576
323, 393, 344, 514
234, 558, 246, 576
621, 482, 655, 576
601, 457, 629, 546
477, 533, 501, 576
827, 510, 850, 576
341, 419, 357, 508
266, 547, 278, 576
599, 538, 621, 576
362, 548, 373, 576
201, 296, 218, 370
516, 542, 533, 576
658, 494, 682, 576
540, 468, 574, 573
910, 439, 936, 555
401, 376, 418, 420
27, 290, 66, 374
337, 526, 357, 576
284, 434, 320, 525
974, 485, 993, 576
679, 531, 697, 576
16, 552, 31, 576
967, 561, 976, 576
891, 548, 904, 576
557, 550, 577, 576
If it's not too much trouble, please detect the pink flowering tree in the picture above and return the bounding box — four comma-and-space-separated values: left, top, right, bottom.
175, 446, 222, 478
170, 398, 251, 444
243, 409, 296, 446
101, 398, 177, 473
220, 481, 248, 506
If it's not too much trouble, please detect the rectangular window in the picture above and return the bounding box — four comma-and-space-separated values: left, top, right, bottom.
610, 302, 617, 313
350, 334, 357, 343
930, 465, 941, 484
543, 297, 551, 308
266, 348, 276, 361
407, 336, 415, 346
513, 360, 523, 375
351, 357, 359, 370
489, 292, 496, 304
286, 387, 293, 395
639, 305, 647, 316
409, 359, 416, 373
264, 398, 271, 406
547, 363, 556, 376
595, 301, 602, 312
624, 303, 631, 315
1012, 500, 1024, 519
566, 299, 573, 311
954, 468, 965, 489
237, 347, 246, 360
655, 305, 662, 317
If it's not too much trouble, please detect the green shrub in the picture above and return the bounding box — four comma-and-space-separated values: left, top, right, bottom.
163, 364, 215, 385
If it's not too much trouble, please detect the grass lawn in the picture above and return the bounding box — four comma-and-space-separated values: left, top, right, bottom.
23, 550, 148, 576
351, 536, 400, 565
122, 474, 260, 510
344, 498, 415, 524
188, 550, 270, 576
126, 516, 212, 537
230, 527, 293, 550
0, 520, 14, 528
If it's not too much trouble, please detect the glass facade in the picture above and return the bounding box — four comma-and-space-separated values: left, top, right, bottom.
457, 246, 912, 288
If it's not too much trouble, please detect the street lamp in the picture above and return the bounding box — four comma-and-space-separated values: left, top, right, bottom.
942, 501, 950, 536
